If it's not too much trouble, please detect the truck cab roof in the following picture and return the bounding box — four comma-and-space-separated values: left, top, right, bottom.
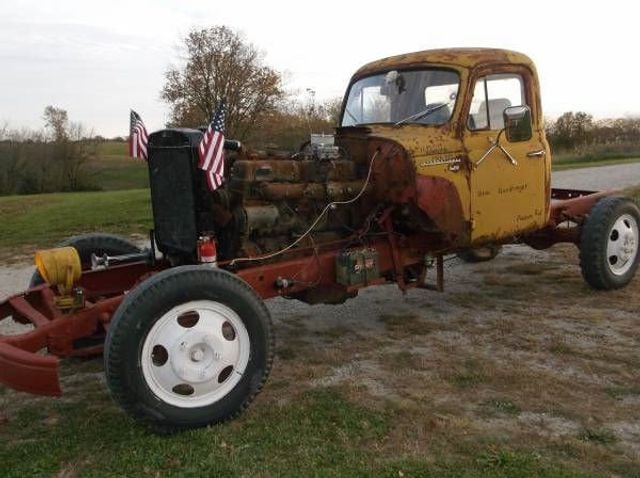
352, 48, 536, 80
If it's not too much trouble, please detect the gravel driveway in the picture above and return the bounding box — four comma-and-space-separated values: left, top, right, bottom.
552, 162, 640, 190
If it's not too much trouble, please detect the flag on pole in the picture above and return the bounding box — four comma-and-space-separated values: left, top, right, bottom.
129, 110, 149, 160
198, 101, 226, 191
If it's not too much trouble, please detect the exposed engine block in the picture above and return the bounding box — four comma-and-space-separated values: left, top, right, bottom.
147, 128, 421, 265
216, 147, 368, 258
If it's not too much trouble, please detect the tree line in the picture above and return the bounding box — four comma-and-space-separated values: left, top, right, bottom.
545, 112, 640, 159
0, 107, 97, 195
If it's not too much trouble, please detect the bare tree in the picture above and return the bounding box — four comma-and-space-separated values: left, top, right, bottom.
161, 26, 284, 140
62, 122, 96, 191
42, 106, 95, 191
0, 121, 8, 141
43, 105, 69, 142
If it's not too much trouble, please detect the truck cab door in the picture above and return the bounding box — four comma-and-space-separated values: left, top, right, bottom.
462, 72, 550, 243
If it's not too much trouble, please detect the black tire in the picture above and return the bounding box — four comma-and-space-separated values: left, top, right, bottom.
104, 266, 273, 433
457, 245, 502, 263
29, 233, 142, 287
579, 196, 640, 290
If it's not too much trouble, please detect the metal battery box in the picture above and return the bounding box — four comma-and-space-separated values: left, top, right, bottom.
336, 248, 380, 286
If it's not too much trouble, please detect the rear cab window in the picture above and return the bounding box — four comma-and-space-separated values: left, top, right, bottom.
468, 74, 525, 130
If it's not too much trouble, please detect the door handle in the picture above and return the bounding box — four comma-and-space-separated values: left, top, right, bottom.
527, 150, 546, 158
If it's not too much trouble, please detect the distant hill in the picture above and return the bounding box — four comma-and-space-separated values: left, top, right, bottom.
88, 141, 148, 190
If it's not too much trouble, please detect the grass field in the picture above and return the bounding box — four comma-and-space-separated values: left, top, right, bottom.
552, 155, 640, 171
88, 142, 149, 190
0, 189, 151, 259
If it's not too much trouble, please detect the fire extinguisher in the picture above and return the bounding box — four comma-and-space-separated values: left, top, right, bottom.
197, 235, 218, 267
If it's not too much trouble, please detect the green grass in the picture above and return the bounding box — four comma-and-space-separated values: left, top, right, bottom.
448, 359, 488, 389
577, 428, 618, 445
0, 380, 591, 478
0, 189, 151, 255
481, 398, 521, 415
0, 388, 388, 477
88, 141, 149, 190
552, 156, 640, 171
98, 141, 130, 156
604, 384, 640, 400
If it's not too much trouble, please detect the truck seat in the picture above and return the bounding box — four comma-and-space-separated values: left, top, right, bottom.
469, 98, 512, 130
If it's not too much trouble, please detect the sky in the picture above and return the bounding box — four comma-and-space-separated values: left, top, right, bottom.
0, 0, 638, 137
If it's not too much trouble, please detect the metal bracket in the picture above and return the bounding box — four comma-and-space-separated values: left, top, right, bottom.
474, 131, 518, 168
418, 254, 444, 292
475, 141, 518, 168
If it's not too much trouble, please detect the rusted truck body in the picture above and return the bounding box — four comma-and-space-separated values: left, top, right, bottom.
1, 48, 638, 432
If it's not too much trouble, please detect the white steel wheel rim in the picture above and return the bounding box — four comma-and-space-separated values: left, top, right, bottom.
606, 213, 639, 276
141, 300, 250, 408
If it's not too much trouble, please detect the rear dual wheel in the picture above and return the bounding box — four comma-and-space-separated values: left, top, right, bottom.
580, 196, 640, 290
104, 266, 273, 433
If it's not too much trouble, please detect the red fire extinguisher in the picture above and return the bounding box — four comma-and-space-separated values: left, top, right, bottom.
197, 235, 218, 267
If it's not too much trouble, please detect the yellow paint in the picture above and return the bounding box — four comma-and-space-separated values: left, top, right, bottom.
367, 123, 471, 223
347, 48, 551, 244
353, 48, 536, 80
463, 129, 549, 242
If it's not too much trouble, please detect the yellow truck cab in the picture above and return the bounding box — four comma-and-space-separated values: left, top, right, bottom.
338, 48, 551, 245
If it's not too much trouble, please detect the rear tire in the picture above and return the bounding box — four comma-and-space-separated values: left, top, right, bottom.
457, 245, 502, 263
29, 233, 142, 287
579, 196, 640, 290
104, 266, 273, 433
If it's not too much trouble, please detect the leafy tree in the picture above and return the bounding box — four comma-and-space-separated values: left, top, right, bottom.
546, 111, 594, 151
161, 26, 284, 140
248, 97, 341, 150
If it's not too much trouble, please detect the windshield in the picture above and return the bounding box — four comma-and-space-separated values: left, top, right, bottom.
341, 69, 460, 127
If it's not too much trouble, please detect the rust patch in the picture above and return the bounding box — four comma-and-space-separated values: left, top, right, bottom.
416, 175, 467, 243
351, 48, 534, 81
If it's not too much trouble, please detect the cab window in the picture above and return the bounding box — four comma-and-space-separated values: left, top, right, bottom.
468, 74, 525, 130
341, 69, 459, 126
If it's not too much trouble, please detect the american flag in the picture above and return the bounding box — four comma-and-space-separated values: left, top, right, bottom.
129, 110, 148, 160
198, 101, 226, 191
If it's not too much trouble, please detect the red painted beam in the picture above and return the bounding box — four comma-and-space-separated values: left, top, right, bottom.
8, 296, 50, 327
236, 236, 428, 299
0, 342, 61, 396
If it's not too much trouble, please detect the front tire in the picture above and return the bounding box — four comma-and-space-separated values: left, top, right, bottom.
579, 196, 640, 290
104, 266, 273, 433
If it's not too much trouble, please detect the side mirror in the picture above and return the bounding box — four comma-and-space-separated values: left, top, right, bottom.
503, 105, 532, 142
